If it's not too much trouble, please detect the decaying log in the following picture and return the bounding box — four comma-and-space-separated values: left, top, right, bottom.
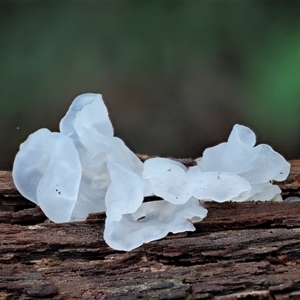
1, 161, 300, 299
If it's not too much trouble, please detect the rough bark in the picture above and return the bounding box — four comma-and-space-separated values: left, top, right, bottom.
1, 160, 300, 299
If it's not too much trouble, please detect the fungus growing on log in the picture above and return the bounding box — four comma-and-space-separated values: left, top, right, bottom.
12, 93, 290, 250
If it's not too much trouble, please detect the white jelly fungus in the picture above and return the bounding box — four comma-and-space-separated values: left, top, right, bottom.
12, 129, 82, 223
143, 158, 191, 205
104, 197, 208, 251
12, 93, 291, 251
197, 124, 290, 201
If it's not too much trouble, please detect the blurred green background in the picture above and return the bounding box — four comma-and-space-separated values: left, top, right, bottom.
1, 2, 300, 170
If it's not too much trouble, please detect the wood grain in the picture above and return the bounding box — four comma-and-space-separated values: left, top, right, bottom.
1, 161, 300, 299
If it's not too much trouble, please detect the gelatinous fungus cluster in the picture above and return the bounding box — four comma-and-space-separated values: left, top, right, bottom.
12, 94, 290, 250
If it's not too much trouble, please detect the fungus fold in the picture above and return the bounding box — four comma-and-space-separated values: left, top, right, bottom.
12, 93, 290, 251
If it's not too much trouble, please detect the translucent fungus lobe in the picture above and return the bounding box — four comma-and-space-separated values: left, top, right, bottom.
13, 129, 82, 222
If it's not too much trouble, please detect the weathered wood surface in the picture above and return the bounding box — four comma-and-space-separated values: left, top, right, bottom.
1, 160, 300, 299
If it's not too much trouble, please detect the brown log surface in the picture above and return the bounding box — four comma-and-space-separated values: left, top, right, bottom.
1, 161, 300, 299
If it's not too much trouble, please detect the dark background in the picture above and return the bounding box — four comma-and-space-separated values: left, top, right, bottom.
1, 2, 300, 170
